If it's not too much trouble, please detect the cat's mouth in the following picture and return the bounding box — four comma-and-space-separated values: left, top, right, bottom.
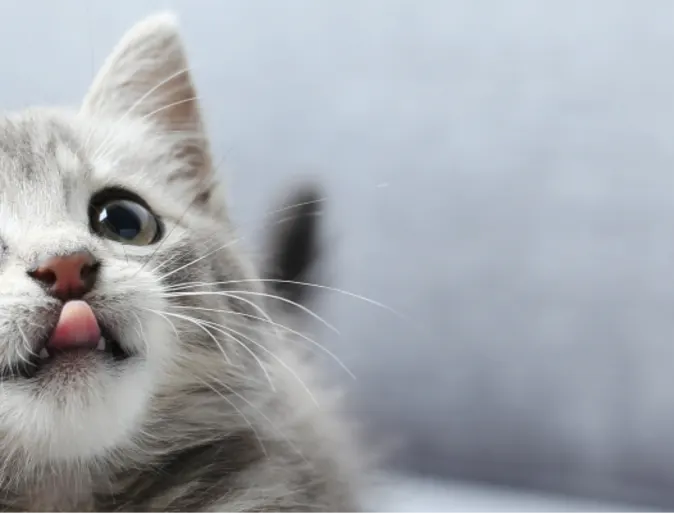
5, 301, 134, 380
27, 327, 130, 379
14, 328, 131, 379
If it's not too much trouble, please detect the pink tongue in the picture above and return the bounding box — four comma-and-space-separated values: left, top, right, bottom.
47, 300, 101, 350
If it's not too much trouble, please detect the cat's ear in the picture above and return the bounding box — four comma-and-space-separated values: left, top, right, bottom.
81, 13, 213, 198
263, 182, 325, 306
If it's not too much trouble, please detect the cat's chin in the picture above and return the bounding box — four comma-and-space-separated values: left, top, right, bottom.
0, 355, 153, 462
0, 302, 138, 382
0, 314, 171, 463
30, 347, 135, 386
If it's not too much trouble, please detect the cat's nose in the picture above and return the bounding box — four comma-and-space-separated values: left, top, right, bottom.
27, 251, 100, 301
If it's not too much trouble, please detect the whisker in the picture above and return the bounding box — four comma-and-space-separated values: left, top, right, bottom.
264, 196, 327, 219
149, 307, 318, 405
130, 311, 150, 357
160, 287, 286, 347
165, 278, 403, 320
161, 308, 313, 398
208, 291, 287, 350
137, 96, 200, 125
193, 317, 318, 406
162, 290, 338, 334
88, 67, 192, 158
147, 244, 199, 277
147, 309, 182, 346
147, 308, 282, 393
129, 137, 236, 280
16, 326, 38, 370
193, 376, 269, 458
155, 239, 239, 282
132, 195, 201, 279
170, 305, 355, 379
145, 308, 235, 369
202, 372, 309, 465
151, 197, 327, 284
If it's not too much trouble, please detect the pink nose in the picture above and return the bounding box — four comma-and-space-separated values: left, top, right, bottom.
28, 251, 99, 301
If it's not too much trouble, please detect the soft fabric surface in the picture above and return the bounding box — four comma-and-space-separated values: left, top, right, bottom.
364, 473, 635, 512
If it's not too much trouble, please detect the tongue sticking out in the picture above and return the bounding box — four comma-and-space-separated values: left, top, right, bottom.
47, 300, 101, 350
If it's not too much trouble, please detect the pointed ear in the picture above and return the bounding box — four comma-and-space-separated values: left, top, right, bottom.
81, 13, 213, 193
263, 182, 325, 306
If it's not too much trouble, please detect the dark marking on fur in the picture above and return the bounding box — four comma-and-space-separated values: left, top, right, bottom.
94, 431, 264, 511
0, 124, 37, 179
195, 188, 211, 205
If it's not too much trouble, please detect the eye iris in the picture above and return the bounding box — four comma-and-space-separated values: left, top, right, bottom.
100, 202, 142, 240
89, 189, 161, 245
91, 196, 160, 245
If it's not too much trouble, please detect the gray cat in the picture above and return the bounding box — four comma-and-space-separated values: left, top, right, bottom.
0, 12, 361, 511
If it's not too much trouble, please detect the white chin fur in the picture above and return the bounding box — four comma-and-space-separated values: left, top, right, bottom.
0, 362, 152, 461
0, 318, 172, 463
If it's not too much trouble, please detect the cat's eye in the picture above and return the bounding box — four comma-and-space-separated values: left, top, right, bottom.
89, 190, 162, 246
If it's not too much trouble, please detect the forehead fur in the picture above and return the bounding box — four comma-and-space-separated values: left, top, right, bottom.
0, 113, 185, 230
0, 12, 225, 231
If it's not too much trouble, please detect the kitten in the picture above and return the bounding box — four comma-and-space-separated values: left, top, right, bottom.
0, 13, 361, 511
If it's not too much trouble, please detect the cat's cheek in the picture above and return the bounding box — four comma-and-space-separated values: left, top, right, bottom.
135, 309, 180, 374
0, 294, 174, 463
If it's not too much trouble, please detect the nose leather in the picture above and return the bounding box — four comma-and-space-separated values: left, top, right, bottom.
27, 251, 99, 301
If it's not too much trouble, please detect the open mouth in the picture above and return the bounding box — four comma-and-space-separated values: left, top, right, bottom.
16, 328, 131, 379
41, 330, 128, 360
9, 300, 133, 380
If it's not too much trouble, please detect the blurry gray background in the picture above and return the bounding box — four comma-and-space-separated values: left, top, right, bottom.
4, 0, 674, 509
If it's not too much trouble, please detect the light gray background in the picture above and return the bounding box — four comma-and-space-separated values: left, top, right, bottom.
3, 0, 674, 508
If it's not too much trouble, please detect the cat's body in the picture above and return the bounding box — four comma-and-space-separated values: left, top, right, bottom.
0, 13, 361, 512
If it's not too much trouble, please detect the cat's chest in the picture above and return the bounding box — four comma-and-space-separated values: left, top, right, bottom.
8, 476, 96, 512
27, 492, 93, 513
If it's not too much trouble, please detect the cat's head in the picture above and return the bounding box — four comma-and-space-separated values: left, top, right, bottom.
0, 13, 314, 469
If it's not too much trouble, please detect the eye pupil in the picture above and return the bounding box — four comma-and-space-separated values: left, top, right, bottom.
100, 205, 141, 240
